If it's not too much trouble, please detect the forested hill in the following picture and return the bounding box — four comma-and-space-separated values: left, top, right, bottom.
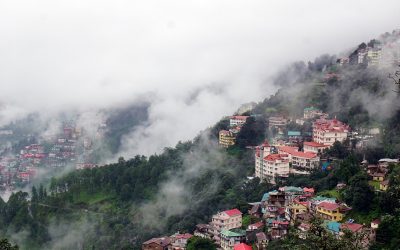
1, 34, 400, 249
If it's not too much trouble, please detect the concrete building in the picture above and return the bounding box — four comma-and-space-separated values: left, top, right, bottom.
210, 209, 242, 243
303, 141, 329, 154
219, 130, 236, 148
312, 118, 350, 146
230, 116, 248, 127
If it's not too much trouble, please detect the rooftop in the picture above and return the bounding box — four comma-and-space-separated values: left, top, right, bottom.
234, 243, 252, 250
318, 202, 340, 211
223, 208, 242, 217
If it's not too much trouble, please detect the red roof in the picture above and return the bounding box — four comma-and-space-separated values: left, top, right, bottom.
230, 116, 249, 120
278, 146, 318, 159
304, 141, 327, 147
234, 243, 252, 250
272, 220, 289, 225
174, 233, 193, 239
303, 187, 315, 193
264, 154, 288, 162
371, 219, 381, 225
248, 221, 264, 229
341, 223, 363, 232
317, 202, 340, 211
313, 118, 350, 133
224, 208, 242, 217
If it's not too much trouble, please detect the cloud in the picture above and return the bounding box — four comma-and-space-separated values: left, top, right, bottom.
0, 0, 399, 157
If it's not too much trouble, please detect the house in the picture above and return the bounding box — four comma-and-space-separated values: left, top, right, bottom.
247, 221, 264, 231
371, 172, 386, 181
194, 224, 212, 239
210, 209, 242, 243
220, 229, 246, 250
142, 237, 171, 250
271, 220, 289, 239
233, 243, 252, 250
380, 180, 389, 191
312, 118, 350, 146
255, 232, 268, 249
298, 223, 311, 239
219, 130, 236, 148
371, 219, 381, 229
316, 202, 343, 222
248, 203, 262, 218
170, 233, 193, 250
288, 199, 309, 221
288, 131, 302, 143
303, 141, 329, 154
230, 116, 249, 127
340, 223, 363, 234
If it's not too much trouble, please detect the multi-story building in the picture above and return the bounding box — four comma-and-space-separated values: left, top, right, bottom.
230, 116, 249, 127
219, 130, 237, 148
262, 154, 290, 184
316, 202, 343, 222
268, 116, 287, 129
255, 141, 272, 181
220, 229, 246, 250
303, 141, 329, 154
278, 146, 320, 172
367, 48, 382, 66
303, 107, 324, 119
312, 118, 350, 146
210, 209, 242, 243
170, 233, 193, 250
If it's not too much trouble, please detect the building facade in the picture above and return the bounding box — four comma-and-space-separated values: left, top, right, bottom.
312, 118, 350, 146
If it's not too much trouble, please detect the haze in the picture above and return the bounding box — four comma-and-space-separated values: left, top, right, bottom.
0, 0, 399, 156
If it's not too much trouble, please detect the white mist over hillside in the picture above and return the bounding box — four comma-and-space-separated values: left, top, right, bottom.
0, 0, 399, 157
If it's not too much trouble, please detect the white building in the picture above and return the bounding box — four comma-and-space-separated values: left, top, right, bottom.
312, 118, 350, 146
229, 116, 248, 127
278, 146, 320, 172
303, 141, 329, 154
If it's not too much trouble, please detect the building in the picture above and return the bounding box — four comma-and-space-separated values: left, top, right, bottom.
371, 219, 381, 229
262, 154, 290, 184
219, 130, 237, 148
255, 141, 272, 181
170, 233, 193, 250
303, 141, 329, 154
380, 180, 389, 191
268, 116, 287, 129
230, 116, 249, 127
278, 146, 320, 172
340, 223, 363, 234
367, 48, 382, 66
142, 237, 172, 250
371, 172, 385, 182
288, 131, 302, 143
210, 209, 243, 243
194, 224, 212, 239
220, 229, 246, 250
316, 202, 343, 222
233, 243, 252, 250
303, 107, 324, 119
312, 118, 350, 146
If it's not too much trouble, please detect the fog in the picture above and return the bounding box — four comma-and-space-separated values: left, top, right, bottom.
0, 0, 399, 156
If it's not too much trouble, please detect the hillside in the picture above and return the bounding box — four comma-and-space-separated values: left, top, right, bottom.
0, 32, 400, 250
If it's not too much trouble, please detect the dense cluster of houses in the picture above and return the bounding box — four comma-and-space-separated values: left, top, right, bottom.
337, 30, 400, 68
143, 184, 383, 250
0, 121, 102, 194
218, 116, 249, 148
255, 107, 351, 184
363, 158, 399, 191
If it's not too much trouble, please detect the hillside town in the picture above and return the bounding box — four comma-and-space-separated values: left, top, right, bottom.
142, 101, 398, 250
0, 121, 105, 196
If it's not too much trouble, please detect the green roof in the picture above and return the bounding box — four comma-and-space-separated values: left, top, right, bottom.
221, 229, 246, 237
304, 106, 319, 111
312, 196, 336, 202
288, 131, 301, 136
282, 186, 303, 193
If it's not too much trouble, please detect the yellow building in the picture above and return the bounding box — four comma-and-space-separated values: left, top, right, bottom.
219, 130, 236, 148
289, 201, 308, 220
316, 202, 343, 222
380, 180, 389, 191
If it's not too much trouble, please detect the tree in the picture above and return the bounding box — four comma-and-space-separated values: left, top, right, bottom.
186, 237, 216, 250
343, 172, 374, 212
0, 238, 18, 250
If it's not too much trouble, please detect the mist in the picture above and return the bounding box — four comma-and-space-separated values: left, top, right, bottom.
0, 0, 399, 158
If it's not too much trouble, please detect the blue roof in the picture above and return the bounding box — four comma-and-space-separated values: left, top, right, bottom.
327, 221, 341, 233
288, 131, 301, 136
261, 190, 278, 202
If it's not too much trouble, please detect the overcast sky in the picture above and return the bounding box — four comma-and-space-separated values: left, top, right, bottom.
0, 0, 399, 156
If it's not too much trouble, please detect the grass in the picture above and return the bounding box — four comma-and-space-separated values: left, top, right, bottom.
369, 180, 381, 190
317, 189, 342, 200
74, 191, 112, 205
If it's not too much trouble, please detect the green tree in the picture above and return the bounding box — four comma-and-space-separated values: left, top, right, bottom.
0, 238, 18, 250
186, 236, 216, 250
343, 172, 374, 212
